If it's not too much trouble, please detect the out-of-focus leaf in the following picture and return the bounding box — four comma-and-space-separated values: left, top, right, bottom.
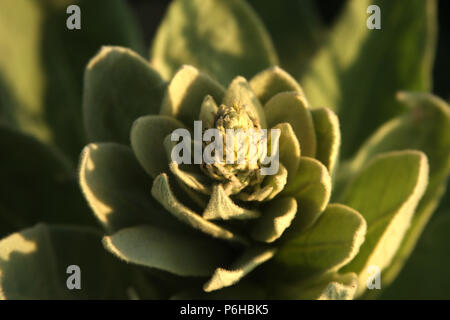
151, 0, 278, 86
83, 47, 165, 144
0, 126, 95, 238
0, 0, 144, 160
380, 209, 450, 299
274, 204, 366, 272
247, 0, 324, 78
340, 151, 429, 297
0, 76, 17, 128
340, 93, 450, 292
0, 224, 132, 299
103, 225, 232, 277
301, 0, 437, 158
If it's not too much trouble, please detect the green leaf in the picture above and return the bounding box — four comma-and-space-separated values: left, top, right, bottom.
273, 122, 301, 186
380, 209, 450, 299
275, 204, 366, 272
0, 126, 94, 237
340, 150, 429, 297
223, 76, 267, 129
203, 184, 260, 221
237, 164, 287, 202
301, 0, 437, 157
247, 0, 324, 79
0, 0, 144, 160
103, 225, 231, 277
311, 108, 341, 174
203, 247, 276, 292
283, 157, 332, 233
151, 173, 248, 245
160, 65, 225, 128
272, 272, 357, 300
79, 143, 183, 233
130, 115, 185, 179
249, 66, 304, 105
0, 224, 132, 299
169, 161, 212, 196
264, 92, 316, 157
151, 0, 278, 86
83, 47, 165, 144
199, 95, 220, 128
251, 197, 297, 243
347, 92, 450, 291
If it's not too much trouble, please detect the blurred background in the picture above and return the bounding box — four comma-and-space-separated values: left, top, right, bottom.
128, 0, 450, 101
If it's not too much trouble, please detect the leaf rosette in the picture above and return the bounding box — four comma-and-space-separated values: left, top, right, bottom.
0, 0, 448, 301
78, 45, 372, 299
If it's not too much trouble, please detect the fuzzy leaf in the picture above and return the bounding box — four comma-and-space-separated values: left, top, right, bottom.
151, 173, 248, 245
160, 65, 224, 127
83, 47, 165, 144
264, 92, 316, 157
203, 184, 260, 221
103, 225, 231, 277
130, 115, 185, 179
151, 0, 278, 86
340, 151, 429, 297
238, 164, 287, 202
381, 209, 450, 299
275, 204, 366, 272
311, 108, 341, 173
251, 197, 297, 243
79, 143, 181, 233
283, 157, 332, 233
247, 0, 324, 79
0, 224, 132, 299
223, 76, 267, 128
345, 92, 450, 291
273, 122, 301, 186
301, 0, 437, 157
169, 162, 212, 195
0, 126, 94, 237
0, 0, 143, 160
199, 95, 219, 129
249, 66, 304, 105
203, 247, 276, 292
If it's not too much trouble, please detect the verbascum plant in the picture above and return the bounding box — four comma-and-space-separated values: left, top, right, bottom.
77, 45, 441, 299
0, 0, 449, 300
80, 50, 366, 298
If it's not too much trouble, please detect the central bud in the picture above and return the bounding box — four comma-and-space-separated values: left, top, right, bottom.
201, 102, 265, 195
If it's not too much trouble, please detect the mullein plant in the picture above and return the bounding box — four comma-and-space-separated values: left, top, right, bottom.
0, 0, 449, 299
